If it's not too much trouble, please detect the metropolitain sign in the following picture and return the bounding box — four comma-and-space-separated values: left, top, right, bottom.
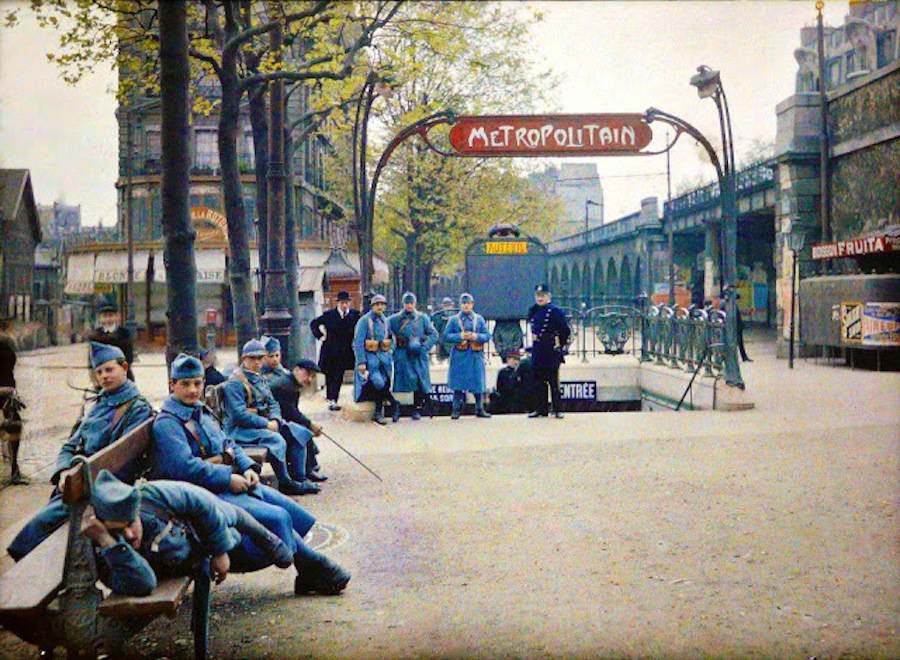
448, 114, 653, 157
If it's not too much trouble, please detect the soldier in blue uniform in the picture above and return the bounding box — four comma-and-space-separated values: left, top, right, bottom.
221, 340, 319, 495
431, 297, 456, 363
353, 294, 397, 425
7, 342, 153, 561
388, 292, 439, 421
260, 336, 290, 383
151, 354, 349, 594
310, 291, 360, 411
443, 293, 492, 420
526, 283, 571, 418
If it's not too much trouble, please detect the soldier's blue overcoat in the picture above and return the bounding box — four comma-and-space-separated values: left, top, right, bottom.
260, 363, 290, 384
7, 380, 152, 561
443, 312, 491, 393
221, 368, 289, 463
97, 480, 243, 596
388, 310, 438, 393
352, 310, 393, 401
150, 396, 315, 571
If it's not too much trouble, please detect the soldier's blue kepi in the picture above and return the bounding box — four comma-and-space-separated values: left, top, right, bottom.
459, 292, 474, 304
371, 294, 387, 304
90, 341, 125, 369
402, 291, 416, 304
91, 469, 140, 522
263, 336, 281, 354
241, 339, 268, 357
337, 290, 351, 301
535, 283, 551, 294
171, 353, 203, 380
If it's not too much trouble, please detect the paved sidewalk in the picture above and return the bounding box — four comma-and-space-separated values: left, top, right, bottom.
1, 339, 898, 658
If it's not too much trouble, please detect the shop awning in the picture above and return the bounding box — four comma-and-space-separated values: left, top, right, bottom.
64, 252, 94, 294
297, 266, 325, 292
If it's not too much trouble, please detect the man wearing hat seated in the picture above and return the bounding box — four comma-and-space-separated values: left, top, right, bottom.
260, 336, 291, 383
443, 293, 492, 420
310, 291, 360, 411
388, 292, 439, 421
151, 354, 348, 594
220, 340, 319, 495
7, 342, 153, 561
526, 283, 571, 419
490, 350, 524, 414
88, 303, 135, 383
82, 470, 349, 597
352, 294, 397, 424
269, 359, 327, 481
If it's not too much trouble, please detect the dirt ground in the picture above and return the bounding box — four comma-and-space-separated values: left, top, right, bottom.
1, 341, 898, 658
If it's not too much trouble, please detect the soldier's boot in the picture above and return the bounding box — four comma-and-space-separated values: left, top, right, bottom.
450, 403, 461, 420
233, 509, 294, 569
294, 549, 351, 595
391, 401, 401, 423
373, 402, 386, 425
411, 409, 421, 421
474, 394, 491, 419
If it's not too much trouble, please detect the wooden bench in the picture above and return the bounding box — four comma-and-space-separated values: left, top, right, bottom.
0, 418, 211, 659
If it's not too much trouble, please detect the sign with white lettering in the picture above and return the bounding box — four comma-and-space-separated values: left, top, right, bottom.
448, 114, 653, 157
841, 301, 863, 343
810, 233, 899, 260
558, 380, 598, 401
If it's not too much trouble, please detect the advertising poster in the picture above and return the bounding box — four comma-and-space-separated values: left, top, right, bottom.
861, 302, 900, 346
840, 302, 863, 343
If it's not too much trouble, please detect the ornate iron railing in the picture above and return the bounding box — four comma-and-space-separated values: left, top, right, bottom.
638, 303, 726, 377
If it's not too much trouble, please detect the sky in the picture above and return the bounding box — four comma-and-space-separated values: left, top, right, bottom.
0, 0, 848, 227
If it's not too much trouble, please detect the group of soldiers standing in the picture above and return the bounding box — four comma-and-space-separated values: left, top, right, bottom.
311, 285, 571, 424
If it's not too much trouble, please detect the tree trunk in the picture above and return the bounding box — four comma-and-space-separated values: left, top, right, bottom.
219, 46, 258, 355
158, 1, 198, 355
402, 234, 416, 294
248, 85, 269, 317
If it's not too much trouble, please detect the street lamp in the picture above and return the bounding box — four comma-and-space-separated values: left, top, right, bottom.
352, 70, 394, 294
787, 229, 806, 369
584, 199, 600, 235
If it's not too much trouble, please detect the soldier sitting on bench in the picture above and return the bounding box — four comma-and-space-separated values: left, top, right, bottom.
259, 336, 290, 383
152, 354, 349, 595
221, 339, 319, 496
7, 342, 153, 561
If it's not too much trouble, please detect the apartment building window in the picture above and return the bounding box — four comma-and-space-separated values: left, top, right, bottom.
877, 30, 896, 68
830, 28, 843, 48
845, 49, 856, 74
145, 130, 161, 162
240, 132, 255, 170
827, 58, 842, 88
195, 129, 218, 170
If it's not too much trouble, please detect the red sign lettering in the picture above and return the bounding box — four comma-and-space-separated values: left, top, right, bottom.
448, 114, 653, 157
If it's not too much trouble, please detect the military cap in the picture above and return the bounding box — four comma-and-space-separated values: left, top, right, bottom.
401, 291, 416, 304
293, 358, 321, 373
441, 297, 453, 306
171, 353, 204, 380
90, 341, 125, 369
91, 469, 140, 522
371, 294, 387, 304
262, 335, 281, 354
336, 290, 351, 301
505, 349, 524, 359
535, 283, 551, 294
459, 292, 474, 304
241, 339, 268, 357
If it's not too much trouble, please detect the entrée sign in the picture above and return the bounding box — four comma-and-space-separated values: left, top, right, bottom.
448, 114, 653, 157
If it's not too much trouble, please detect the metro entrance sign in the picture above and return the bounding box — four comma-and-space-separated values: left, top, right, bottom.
448, 114, 653, 157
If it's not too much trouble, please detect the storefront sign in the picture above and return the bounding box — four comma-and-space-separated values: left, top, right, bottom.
484, 241, 528, 255
861, 302, 900, 346
841, 302, 863, 343
810, 233, 899, 260
448, 114, 653, 157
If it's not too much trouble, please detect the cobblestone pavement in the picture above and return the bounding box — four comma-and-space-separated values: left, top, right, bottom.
1, 338, 898, 658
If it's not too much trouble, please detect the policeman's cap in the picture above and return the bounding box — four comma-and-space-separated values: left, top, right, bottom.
535, 283, 551, 294
98, 303, 119, 314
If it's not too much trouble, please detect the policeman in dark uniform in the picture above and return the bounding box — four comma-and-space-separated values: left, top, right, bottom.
88, 303, 135, 382
526, 283, 570, 419
310, 291, 360, 411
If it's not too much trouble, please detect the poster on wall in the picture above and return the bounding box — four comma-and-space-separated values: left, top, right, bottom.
840, 302, 863, 343
861, 302, 900, 346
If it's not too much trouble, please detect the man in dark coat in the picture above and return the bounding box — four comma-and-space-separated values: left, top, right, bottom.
88, 303, 135, 382
526, 283, 571, 419
269, 359, 327, 482
490, 351, 523, 414
0, 317, 26, 484
310, 291, 360, 411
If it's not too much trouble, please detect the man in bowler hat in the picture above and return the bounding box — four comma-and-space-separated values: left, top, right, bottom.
310, 291, 360, 411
